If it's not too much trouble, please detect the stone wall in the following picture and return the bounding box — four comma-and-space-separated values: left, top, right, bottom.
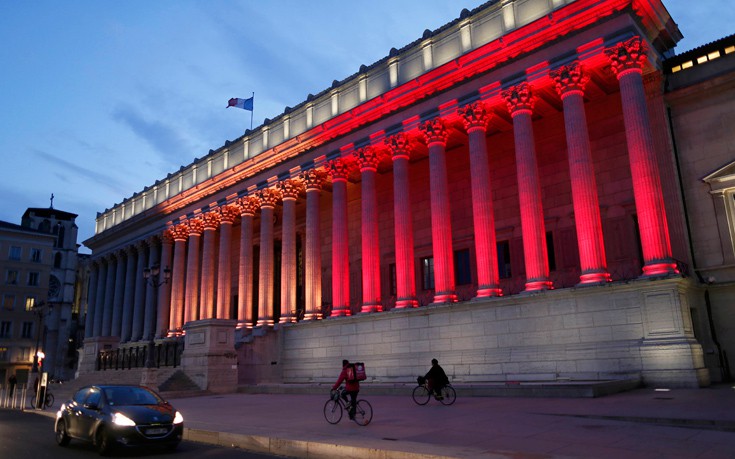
238, 277, 710, 388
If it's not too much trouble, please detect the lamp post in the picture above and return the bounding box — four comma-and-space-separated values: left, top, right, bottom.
142, 265, 171, 368
30, 301, 51, 375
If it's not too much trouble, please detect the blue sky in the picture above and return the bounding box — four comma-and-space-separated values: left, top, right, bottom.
0, 1, 732, 252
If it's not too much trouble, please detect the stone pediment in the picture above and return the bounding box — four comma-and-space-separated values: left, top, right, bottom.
703, 160, 735, 192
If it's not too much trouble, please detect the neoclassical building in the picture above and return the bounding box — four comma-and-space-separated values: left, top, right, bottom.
81, 0, 728, 390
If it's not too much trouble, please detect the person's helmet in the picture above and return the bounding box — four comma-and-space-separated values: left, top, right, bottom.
342, 359, 349, 367
431, 358, 438, 365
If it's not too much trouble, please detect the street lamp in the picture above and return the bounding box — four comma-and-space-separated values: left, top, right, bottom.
30, 301, 52, 374
142, 265, 171, 368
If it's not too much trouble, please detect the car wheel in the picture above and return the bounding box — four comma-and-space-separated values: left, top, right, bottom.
55, 419, 71, 446
95, 426, 112, 456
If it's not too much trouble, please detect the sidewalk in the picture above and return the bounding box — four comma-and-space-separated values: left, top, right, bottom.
168, 384, 735, 459
23, 384, 735, 458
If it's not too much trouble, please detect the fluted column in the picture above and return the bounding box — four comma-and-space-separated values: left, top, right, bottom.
110, 250, 127, 337
502, 83, 552, 291
386, 133, 418, 308
278, 179, 304, 323
184, 217, 203, 324
131, 241, 148, 341
200, 212, 220, 319
156, 231, 174, 338
84, 261, 99, 339
419, 118, 457, 303
92, 258, 107, 337
143, 237, 160, 340
302, 169, 326, 319
101, 254, 117, 336
459, 102, 503, 297
605, 37, 677, 276
168, 224, 189, 333
216, 205, 239, 319
258, 188, 281, 327
551, 63, 611, 284
237, 196, 259, 328
120, 246, 137, 342
327, 159, 351, 316
355, 146, 383, 313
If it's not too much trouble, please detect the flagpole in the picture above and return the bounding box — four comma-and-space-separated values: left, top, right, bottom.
250, 92, 254, 131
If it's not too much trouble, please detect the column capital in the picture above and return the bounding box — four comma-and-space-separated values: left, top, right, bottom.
458, 101, 490, 131
550, 62, 589, 98
419, 117, 448, 145
502, 82, 535, 115
326, 158, 352, 181
236, 196, 260, 217
162, 229, 175, 245
605, 36, 648, 78
354, 146, 381, 172
201, 211, 221, 230
186, 216, 205, 236
300, 168, 327, 191
168, 223, 190, 241
218, 204, 240, 224
277, 178, 305, 200
385, 132, 412, 160
258, 187, 281, 208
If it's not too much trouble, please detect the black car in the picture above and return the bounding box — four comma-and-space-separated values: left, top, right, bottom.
55, 384, 184, 455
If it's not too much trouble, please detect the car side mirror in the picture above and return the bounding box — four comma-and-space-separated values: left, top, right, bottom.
84, 402, 99, 410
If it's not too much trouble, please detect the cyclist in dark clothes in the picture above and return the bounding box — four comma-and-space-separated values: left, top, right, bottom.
424, 358, 449, 400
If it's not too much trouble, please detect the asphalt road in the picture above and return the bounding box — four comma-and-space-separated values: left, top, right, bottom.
0, 410, 289, 458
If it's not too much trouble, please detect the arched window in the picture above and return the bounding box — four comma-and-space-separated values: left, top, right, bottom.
54, 252, 63, 268
56, 225, 65, 248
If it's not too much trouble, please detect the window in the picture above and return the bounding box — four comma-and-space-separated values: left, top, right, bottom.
54, 252, 62, 268
497, 241, 512, 279
388, 263, 397, 296
30, 248, 42, 263
546, 231, 556, 272
0, 347, 8, 362
27, 272, 39, 286
6, 270, 18, 285
454, 249, 472, 285
19, 347, 31, 361
0, 322, 11, 338
9, 246, 21, 260
25, 297, 36, 311
421, 257, 435, 290
2, 294, 15, 311
21, 322, 33, 339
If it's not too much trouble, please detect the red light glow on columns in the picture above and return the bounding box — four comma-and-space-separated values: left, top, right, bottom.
419, 118, 457, 304
166, 224, 188, 335
551, 62, 611, 285
502, 83, 552, 292
301, 169, 327, 320
355, 147, 384, 313
605, 37, 678, 276
458, 101, 502, 298
327, 159, 352, 317
216, 204, 239, 319
386, 133, 418, 308
257, 188, 281, 327
237, 196, 260, 328
184, 217, 204, 324
278, 179, 303, 324
200, 211, 221, 319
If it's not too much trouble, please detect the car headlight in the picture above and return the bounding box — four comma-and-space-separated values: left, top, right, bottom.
112, 412, 136, 427
173, 411, 184, 424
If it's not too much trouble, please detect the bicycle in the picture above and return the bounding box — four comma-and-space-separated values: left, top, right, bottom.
412, 376, 456, 406
28, 390, 54, 409
323, 387, 373, 426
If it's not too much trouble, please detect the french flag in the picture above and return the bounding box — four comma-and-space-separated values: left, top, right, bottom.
227, 97, 254, 111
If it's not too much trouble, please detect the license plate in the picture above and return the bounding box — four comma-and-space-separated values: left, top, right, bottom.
146, 428, 167, 435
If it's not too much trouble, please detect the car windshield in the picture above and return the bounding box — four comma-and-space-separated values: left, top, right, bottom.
104, 387, 160, 406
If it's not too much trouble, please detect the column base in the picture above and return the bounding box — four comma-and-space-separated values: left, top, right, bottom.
303, 312, 322, 321
578, 271, 612, 285
360, 302, 383, 313
475, 287, 503, 298
642, 260, 680, 277
431, 292, 457, 305
394, 298, 418, 308
279, 315, 296, 324
330, 306, 352, 317
256, 319, 274, 327
524, 280, 554, 292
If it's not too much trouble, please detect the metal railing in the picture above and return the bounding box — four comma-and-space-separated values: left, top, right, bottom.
96, 340, 183, 371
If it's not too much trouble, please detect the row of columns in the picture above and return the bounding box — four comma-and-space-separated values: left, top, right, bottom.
85, 36, 677, 341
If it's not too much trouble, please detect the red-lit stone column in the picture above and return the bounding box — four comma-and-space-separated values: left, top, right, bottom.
385, 133, 418, 308
143, 238, 160, 339
131, 241, 148, 340
258, 187, 281, 327
302, 169, 326, 320
419, 118, 457, 303
327, 159, 351, 316
199, 212, 220, 319
458, 102, 503, 298
605, 37, 678, 276
168, 223, 188, 333
355, 146, 383, 313
502, 83, 552, 291
110, 250, 127, 338
120, 246, 137, 341
278, 179, 303, 323
156, 231, 173, 338
551, 63, 611, 284
184, 217, 203, 324
216, 205, 238, 319
237, 196, 259, 328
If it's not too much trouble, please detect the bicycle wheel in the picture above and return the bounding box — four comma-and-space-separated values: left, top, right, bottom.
439, 385, 456, 405
353, 400, 372, 426
45, 393, 54, 408
323, 399, 343, 424
412, 385, 430, 405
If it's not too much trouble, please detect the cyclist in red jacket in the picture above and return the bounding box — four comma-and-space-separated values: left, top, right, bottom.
332, 359, 360, 419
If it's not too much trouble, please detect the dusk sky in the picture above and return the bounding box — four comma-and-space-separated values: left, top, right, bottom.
1, 1, 732, 253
